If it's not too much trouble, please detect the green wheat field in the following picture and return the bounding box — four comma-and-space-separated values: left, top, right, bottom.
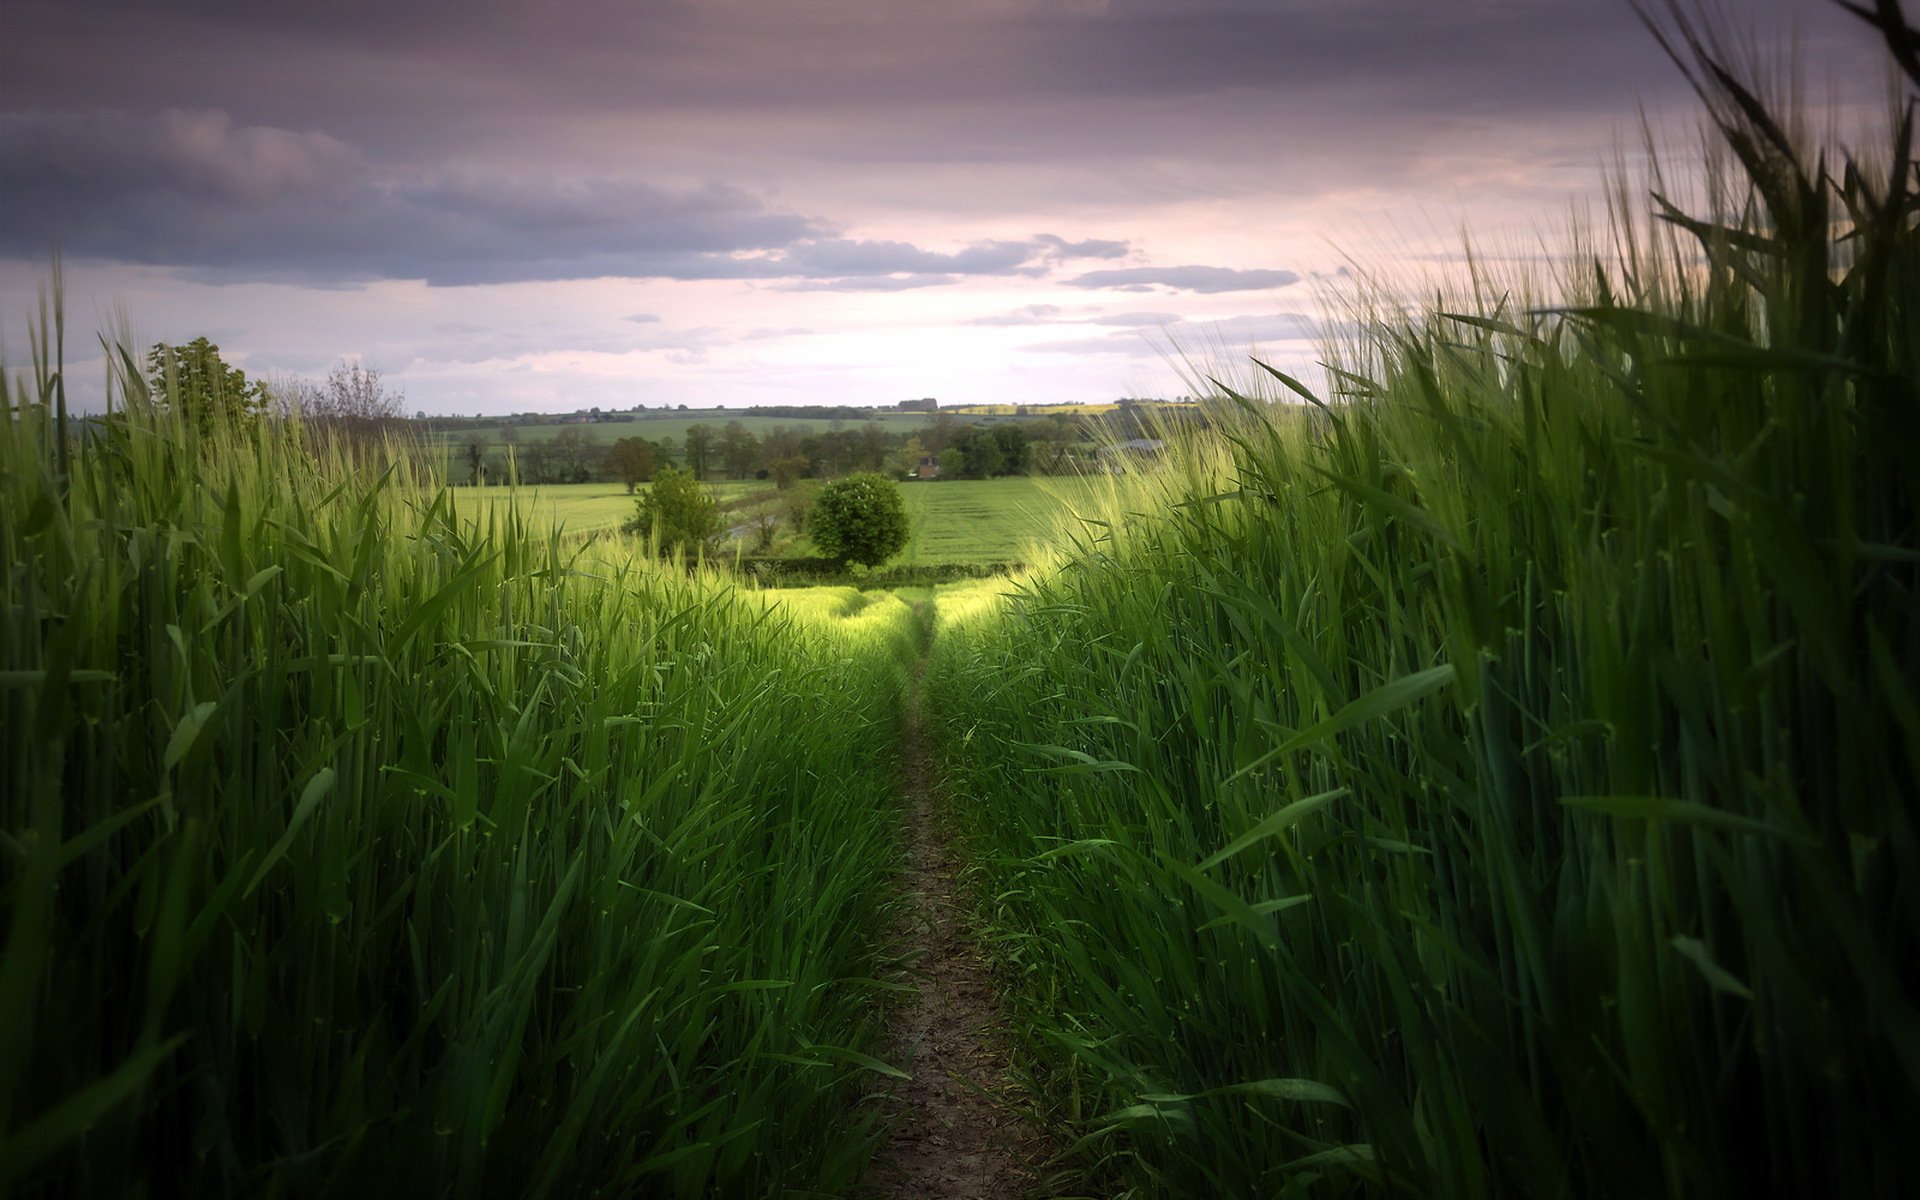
3, 8, 1915, 1198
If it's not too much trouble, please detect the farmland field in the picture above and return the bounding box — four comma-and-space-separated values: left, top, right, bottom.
454, 480, 769, 537
892, 477, 1099, 566
456, 476, 1102, 566
4, 11, 1917, 1199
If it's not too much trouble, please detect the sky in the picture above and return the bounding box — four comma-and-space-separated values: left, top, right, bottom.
0, 0, 1892, 415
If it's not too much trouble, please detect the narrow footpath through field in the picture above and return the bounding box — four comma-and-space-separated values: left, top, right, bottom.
862, 602, 1052, 1199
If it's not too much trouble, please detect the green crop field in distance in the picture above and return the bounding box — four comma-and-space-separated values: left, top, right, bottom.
453, 480, 773, 537
893, 477, 1101, 566
479, 475, 1103, 568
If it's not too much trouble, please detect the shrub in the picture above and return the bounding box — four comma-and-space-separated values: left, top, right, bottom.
808, 472, 909, 566
626, 465, 718, 557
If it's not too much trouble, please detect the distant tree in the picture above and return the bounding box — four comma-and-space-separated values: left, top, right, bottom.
547, 427, 598, 483
516, 439, 556, 484
936, 447, 964, 479
926, 410, 958, 454
783, 479, 819, 534
960, 429, 1005, 478
808, 472, 908, 567
606, 436, 655, 492
146, 337, 267, 432
992, 423, 1029, 473
814, 429, 860, 477
464, 440, 486, 485
761, 424, 804, 462
857, 421, 888, 470
891, 434, 926, 479
768, 455, 810, 490
751, 511, 779, 552
684, 423, 717, 479
627, 466, 718, 557
720, 421, 759, 479
320, 362, 403, 423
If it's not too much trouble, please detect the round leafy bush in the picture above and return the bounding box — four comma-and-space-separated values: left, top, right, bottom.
626, 466, 719, 557
808, 472, 909, 567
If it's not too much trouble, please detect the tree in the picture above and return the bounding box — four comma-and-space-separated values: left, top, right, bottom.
146, 337, 267, 432
960, 428, 1005, 478
857, 421, 888, 470
683, 423, 717, 479
315, 362, 403, 423
626, 466, 718, 558
464, 440, 486, 485
808, 472, 908, 567
768, 455, 809, 490
891, 434, 926, 479
547, 427, 598, 483
720, 421, 759, 479
991, 423, 1029, 473
606, 437, 655, 493
515, 439, 556, 483
783, 479, 818, 534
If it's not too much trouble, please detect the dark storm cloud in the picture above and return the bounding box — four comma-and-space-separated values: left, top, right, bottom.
1066, 266, 1302, 294
0, 0, 1887, 324
0, 109, 822, 283
0, 108, 1123, 287
9, 0, 1877, 184
9, 0, 1836, 138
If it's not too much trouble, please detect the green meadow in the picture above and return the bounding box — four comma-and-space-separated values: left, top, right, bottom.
453, 476, 1101, 567
454, 480, 767, 538
4, 9, 1916, 1198
892, 477, 1099, 567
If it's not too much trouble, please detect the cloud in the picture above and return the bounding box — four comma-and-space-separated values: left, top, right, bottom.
0, 109, 824, 283
1065, 265, 1301, 293
0, 108, 1115, 290
968, 303, 1066, 326
970, 305, 1186, 328
625, 312, 663, 323
780, 273, 960, 292
1035, 233, 1130, 259
776, 237, 1041, 277
1024, 310, 1320, 356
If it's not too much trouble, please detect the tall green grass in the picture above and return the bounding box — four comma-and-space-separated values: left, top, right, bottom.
929, 5, 1918, 1196
0, 328, 916, 1195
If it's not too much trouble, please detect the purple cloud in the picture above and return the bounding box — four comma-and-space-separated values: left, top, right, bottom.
1066, 266, 1301, 294
0, 109, 1126, 290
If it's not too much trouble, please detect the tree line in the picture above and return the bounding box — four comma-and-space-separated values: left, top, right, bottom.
135, 336, 1195, 491
465, 412, 1103, 490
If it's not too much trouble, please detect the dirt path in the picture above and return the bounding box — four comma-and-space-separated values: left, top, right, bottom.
862, 605, 1051, 1199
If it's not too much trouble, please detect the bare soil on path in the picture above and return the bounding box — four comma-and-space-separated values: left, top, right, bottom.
861, 605, 1053, 1199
